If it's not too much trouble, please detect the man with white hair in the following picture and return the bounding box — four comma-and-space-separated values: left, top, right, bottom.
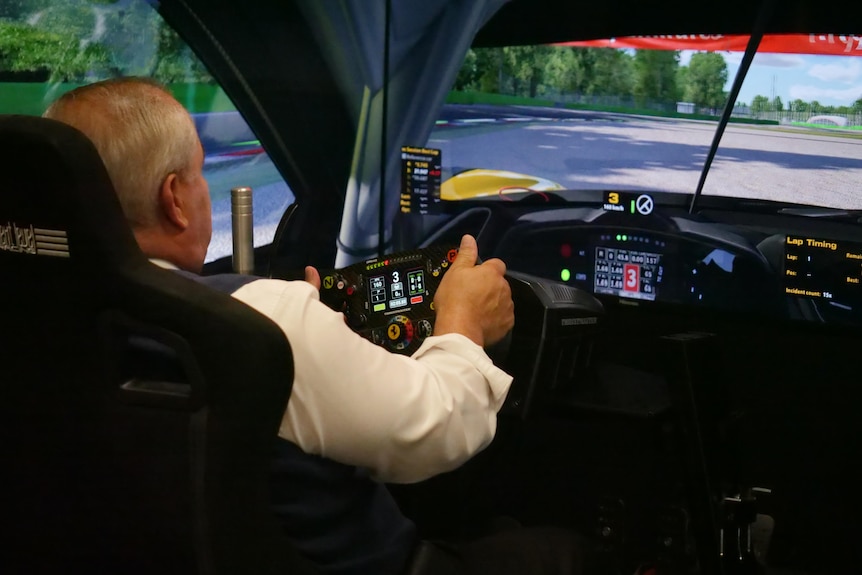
44, 77, 587, 575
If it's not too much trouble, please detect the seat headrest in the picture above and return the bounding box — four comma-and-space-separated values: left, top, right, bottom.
0, 114, 143, 270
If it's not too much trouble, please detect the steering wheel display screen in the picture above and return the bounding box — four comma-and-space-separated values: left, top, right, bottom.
318, 246, 458, 354
368, 267, 428, 313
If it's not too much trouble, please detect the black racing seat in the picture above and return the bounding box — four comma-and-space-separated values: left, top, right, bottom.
0, 115, 317, 574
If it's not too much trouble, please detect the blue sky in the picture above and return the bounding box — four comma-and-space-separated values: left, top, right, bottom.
679, 50, 862, 107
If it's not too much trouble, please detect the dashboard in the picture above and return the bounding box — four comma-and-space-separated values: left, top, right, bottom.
463, 193, 862, 330
497, 218, 776, 314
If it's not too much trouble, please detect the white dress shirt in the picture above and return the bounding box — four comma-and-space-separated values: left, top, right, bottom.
152, 260, 513, 484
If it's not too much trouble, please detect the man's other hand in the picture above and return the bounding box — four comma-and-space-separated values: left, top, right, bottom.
433, 234, 514, 347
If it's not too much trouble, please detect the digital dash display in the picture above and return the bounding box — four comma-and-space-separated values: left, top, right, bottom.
593, 246, 662, 301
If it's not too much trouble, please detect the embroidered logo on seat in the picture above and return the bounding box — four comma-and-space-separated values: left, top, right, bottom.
0, 222, 68, 258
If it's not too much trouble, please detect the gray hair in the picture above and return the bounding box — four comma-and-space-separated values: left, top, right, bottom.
43, 77, 200, 229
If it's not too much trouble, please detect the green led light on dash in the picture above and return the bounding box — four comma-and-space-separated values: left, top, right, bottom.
622, 235, 628, 241
630, 200, 635, 214
616, 234, 621, 241
561, 268, 571, 282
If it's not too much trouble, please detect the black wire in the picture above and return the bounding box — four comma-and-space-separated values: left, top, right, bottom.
688, 0, 778, 214
378, 0, 392, 258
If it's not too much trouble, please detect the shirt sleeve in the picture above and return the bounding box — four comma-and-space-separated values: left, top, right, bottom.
230, 278, 514, 484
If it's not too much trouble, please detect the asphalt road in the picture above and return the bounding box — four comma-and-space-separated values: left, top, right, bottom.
430, 104, 862, 209
202, 104, 862, 262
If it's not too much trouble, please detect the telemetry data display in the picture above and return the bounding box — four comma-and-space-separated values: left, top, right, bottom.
401, 146, 442, 215
368, 268, 427, 313
784, 235, 862, 304
594, 246, 662, 301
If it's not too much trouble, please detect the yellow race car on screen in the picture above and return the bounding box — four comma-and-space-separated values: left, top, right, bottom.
440, 168, 565, 201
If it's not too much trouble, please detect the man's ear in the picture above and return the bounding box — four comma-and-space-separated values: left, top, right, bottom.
158, 172, 189, 230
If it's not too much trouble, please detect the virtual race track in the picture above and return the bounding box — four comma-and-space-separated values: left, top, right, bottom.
201, 104, 862, 262
430, 104, 862, 209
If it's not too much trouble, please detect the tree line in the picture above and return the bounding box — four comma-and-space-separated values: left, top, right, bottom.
3, 3, 861, 116
748, 94, 862, 116
454, 46, 862, 116
0, 0, 210, 83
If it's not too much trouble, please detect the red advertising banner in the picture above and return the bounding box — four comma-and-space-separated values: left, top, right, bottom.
558, 34, 862, 56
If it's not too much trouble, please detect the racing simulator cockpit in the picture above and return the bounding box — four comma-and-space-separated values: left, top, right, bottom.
2, 0, 862, 573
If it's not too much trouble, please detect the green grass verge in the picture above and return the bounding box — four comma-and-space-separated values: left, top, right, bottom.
446, 90, 779, 126
168, 83, 237, 114
0, 81, 237, 115
0, 82, 79, 115
562, 101, 778, 126
791, 121, 862, 131
446, 90, 556, 107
